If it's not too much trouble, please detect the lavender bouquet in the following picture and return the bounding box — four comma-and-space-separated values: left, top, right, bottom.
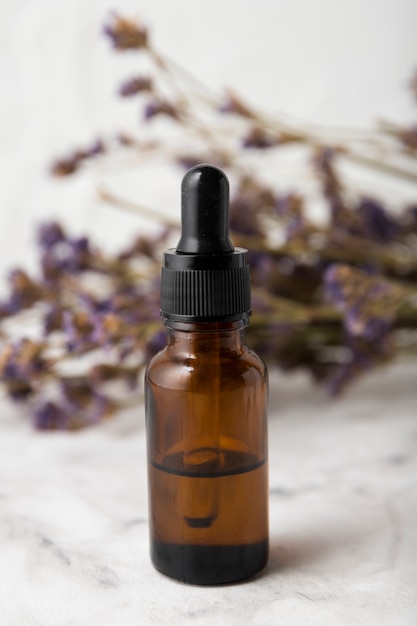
1, 14, 416, 430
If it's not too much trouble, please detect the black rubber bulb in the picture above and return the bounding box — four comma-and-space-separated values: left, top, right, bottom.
176, 164, 234, 255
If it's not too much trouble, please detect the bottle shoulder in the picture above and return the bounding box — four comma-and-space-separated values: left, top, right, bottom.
145, 343, 267, 389
244, 345, 267, 374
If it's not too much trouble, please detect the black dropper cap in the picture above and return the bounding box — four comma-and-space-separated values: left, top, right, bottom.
161, 164, 251, 321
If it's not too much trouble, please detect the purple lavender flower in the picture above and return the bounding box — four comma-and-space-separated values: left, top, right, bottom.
103, 15, 148, 50
344, 300, 390, 341
358, 198, 399, 243
83, 139, 106, 158
90, 313, 123, 347
324, 264, 406, 341
63, 310, 95, 352
218, 91, 253, 118
33, 389, 115, 430
51, 154, 80, 176
61, 377, 93, 409
76, 235, 90, 257
8, 382, 34, 401
119, 76, 152, 96
42, 236, 92, 278
33, 401, 71, 430
274, 193, 307, 241
241, 128, 277, 149
40, 251, 62, 284
59, 377, 116, 427
145, 330, 166, 359
62, 312, 78, 351
51, 141, 105, 177
43, 305, 64, 335
86, 392, 115, 424
143, 99, 178, 121
81, 294, 114, 314
0, 341, 42, 380
3, 269, 43, 314
37, 222, 65, 249
0, 339, 47, 401
324, 264, 346, 309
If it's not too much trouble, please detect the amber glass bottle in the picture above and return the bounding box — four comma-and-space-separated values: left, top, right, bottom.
145, 165, 268, 584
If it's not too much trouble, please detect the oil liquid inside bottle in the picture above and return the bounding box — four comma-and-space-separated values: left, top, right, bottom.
148, 447, 268, 584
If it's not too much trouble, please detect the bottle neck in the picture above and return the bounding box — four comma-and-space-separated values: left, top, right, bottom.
163, 319, 247, 355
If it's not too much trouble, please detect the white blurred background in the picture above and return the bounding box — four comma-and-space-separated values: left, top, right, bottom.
0, 0, 416, 275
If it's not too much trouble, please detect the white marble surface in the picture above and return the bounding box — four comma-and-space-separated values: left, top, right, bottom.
1, 361, 416, 625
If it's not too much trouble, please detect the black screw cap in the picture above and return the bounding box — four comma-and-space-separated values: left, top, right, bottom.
160, 164, 251, 321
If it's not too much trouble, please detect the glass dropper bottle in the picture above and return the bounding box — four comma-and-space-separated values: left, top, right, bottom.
145, 164, 269, 584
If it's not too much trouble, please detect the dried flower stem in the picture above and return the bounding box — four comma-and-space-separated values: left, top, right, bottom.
98, 186, 179, 227
1, 13, 416, 429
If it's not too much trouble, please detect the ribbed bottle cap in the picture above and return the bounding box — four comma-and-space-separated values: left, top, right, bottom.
160, 164, 251, 321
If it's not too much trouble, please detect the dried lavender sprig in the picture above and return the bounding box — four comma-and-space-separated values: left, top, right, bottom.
97, 172, 417, 276
3, 12, 417, 429
50, 14, 417, 190
97, 186, 179, 227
